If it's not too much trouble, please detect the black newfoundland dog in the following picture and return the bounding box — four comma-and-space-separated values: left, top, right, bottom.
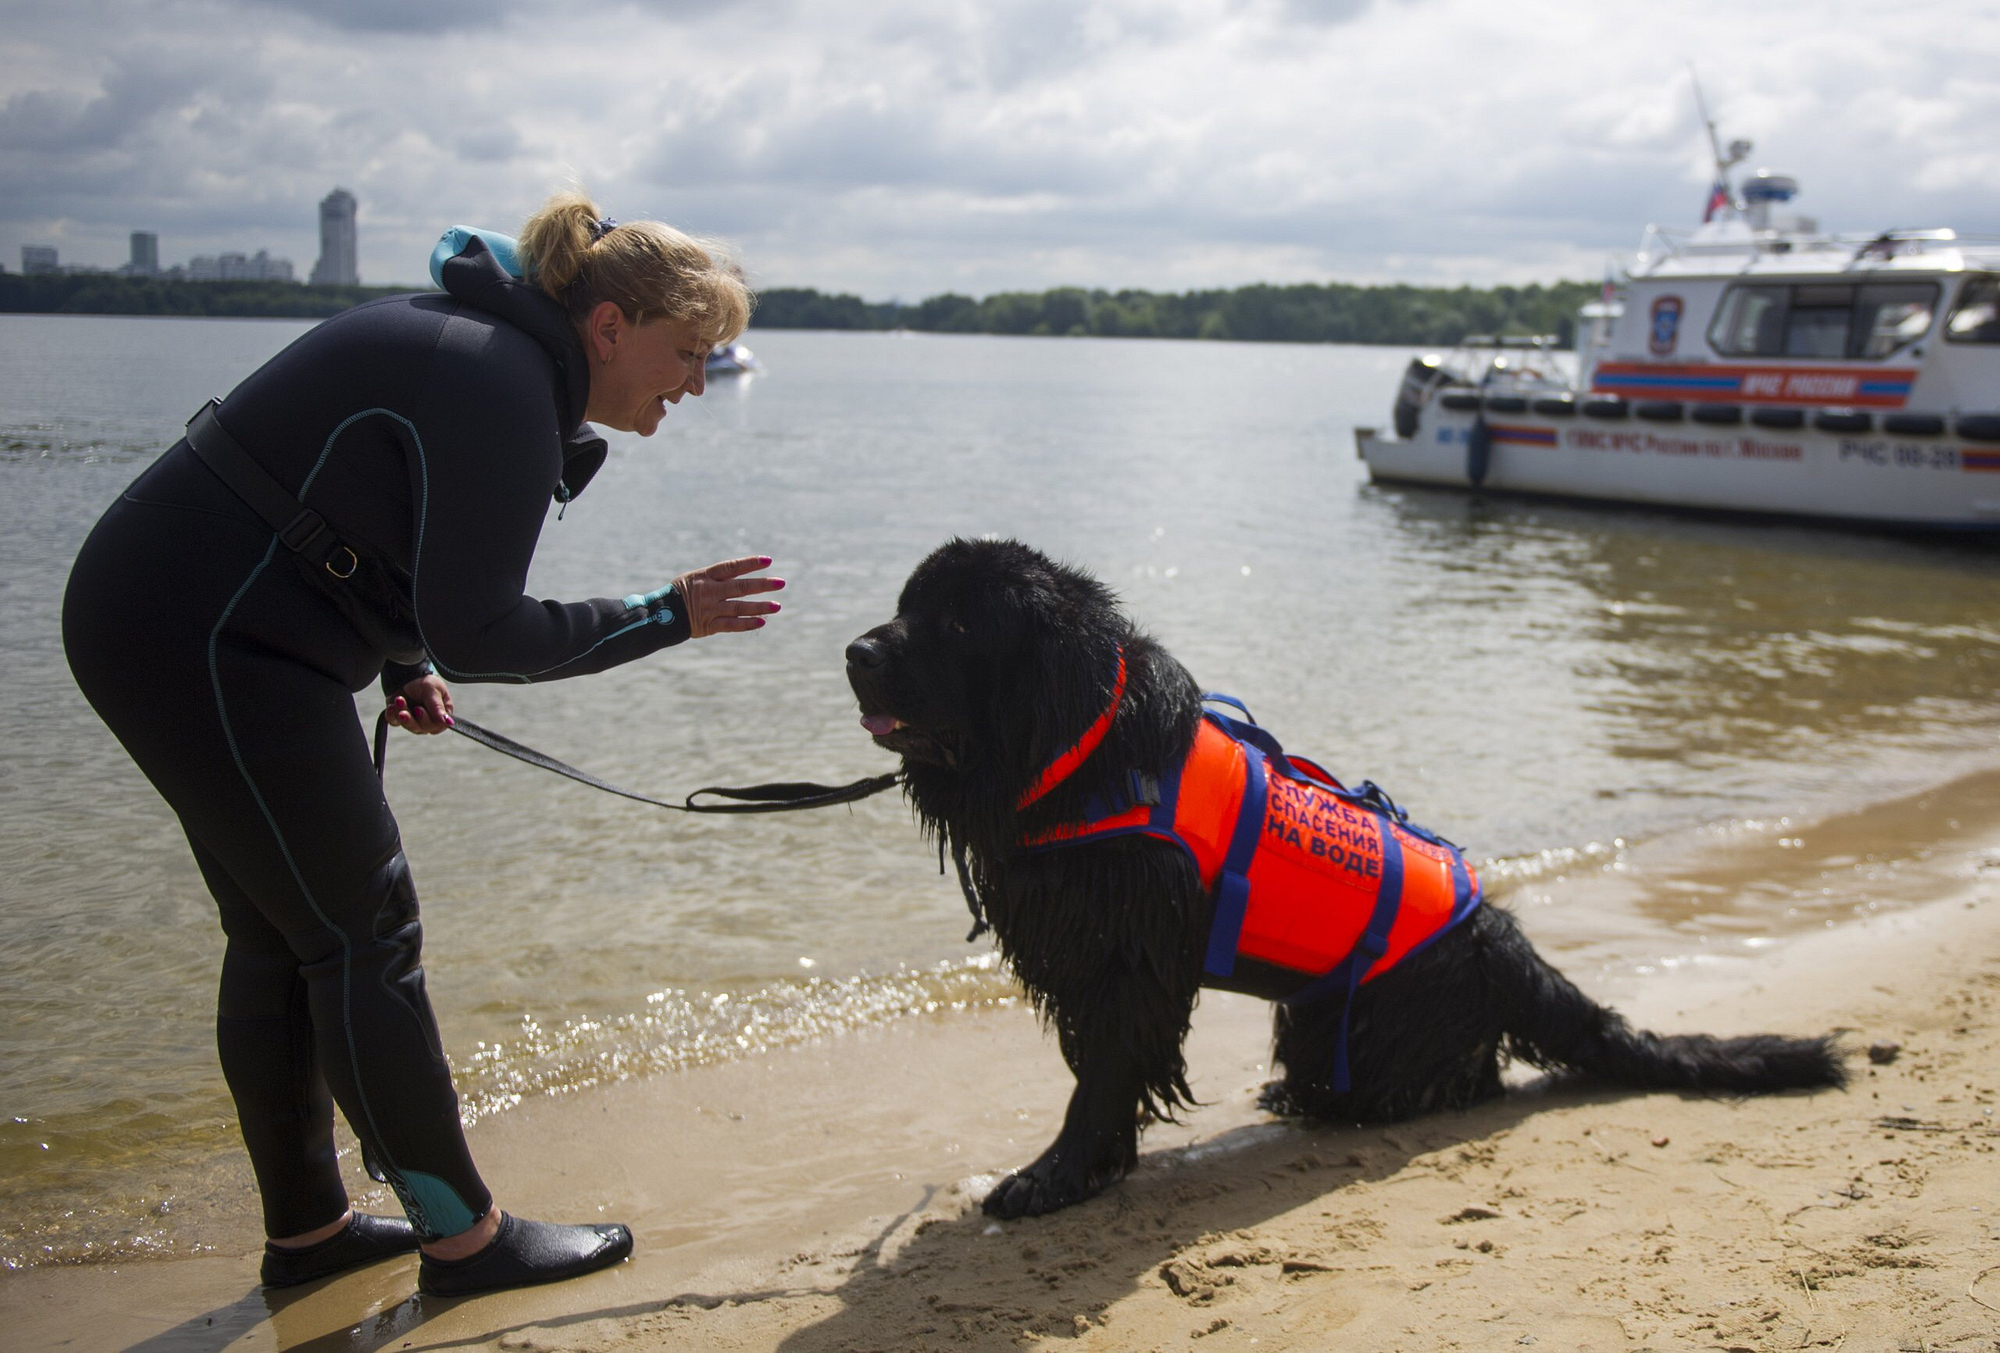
845, 538, 1845, 1220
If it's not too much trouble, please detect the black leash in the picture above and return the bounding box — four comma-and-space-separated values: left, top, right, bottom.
367, 710, 985, 938
371, 710, 902, 814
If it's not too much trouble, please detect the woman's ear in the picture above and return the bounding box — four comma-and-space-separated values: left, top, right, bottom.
586, 300, 626, 365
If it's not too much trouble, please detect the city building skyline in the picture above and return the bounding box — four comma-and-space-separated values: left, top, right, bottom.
12, 189, 354, 283
189, 249, 294, 282
308, 188, 358, 287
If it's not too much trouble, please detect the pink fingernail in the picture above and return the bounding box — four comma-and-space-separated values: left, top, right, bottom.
770, 602, 782, 612
771, 578, 787, 589
444, 716, 455, 727
759, 556, 772, 566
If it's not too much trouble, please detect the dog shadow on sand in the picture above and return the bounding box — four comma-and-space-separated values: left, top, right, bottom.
759, 1083, 1573, 1352
766, 1065, 1828, 1353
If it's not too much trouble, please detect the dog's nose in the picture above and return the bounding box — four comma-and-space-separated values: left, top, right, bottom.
845, 637, 884, 669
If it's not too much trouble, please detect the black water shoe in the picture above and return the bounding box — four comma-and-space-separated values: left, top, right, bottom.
260, 1213, 420, 1288
417, 1212, 633, 1297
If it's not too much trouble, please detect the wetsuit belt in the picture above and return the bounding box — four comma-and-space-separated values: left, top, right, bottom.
184, 398, 355, 576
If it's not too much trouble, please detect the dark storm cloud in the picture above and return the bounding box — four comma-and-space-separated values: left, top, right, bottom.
1266, 0, 1379, 24
240, 0, 527, 33
0, 52, 220, 155
242, 0, 762, 32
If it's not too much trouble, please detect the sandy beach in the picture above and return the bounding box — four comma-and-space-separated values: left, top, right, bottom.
7, 776, 2000, 1353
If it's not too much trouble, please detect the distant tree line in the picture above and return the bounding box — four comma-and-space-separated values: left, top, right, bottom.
0, 274, 406, 318
2, 271, 1600, 347
752, 280, 1601, 347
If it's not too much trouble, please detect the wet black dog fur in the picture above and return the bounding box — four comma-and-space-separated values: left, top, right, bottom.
845, 538, 1847, 1220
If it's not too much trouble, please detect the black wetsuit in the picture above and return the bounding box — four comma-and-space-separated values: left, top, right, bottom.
62, 241, 689, 1240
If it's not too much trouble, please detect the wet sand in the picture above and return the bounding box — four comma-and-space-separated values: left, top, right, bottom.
6, 778, 2000, 1351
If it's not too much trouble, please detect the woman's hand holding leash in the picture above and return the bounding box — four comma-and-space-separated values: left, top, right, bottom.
674, 555, 785, 637
388, 673, 456, 735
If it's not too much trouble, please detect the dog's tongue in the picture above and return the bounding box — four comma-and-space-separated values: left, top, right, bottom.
860, 714, 901, 736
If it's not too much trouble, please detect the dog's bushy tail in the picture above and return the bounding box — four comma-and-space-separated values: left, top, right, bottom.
1483, 909, 1847, 1093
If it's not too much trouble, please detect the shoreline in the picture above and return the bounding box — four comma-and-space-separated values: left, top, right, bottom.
16, 750, 1993, 1279
5, 770, 1999, 1348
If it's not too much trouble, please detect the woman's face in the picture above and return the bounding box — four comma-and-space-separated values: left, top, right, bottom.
581, 304, 709, 435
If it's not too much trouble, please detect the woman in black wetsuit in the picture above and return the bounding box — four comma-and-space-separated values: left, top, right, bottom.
62, 193, 780, 1296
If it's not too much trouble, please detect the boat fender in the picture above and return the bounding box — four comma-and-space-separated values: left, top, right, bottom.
1749, 407, 1806, 430
1690, 404, 1744, 426
429, 226, 525, 287
1956, 415, 2000, 444
1882, 413, 1945, 437
1465, 417, 1492, 488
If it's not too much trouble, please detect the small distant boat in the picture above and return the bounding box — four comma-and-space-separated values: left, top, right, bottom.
1356, 91, 2000, 530
706, 341, 762, 376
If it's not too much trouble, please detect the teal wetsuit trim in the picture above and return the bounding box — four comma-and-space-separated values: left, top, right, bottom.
300, 406, 376, 499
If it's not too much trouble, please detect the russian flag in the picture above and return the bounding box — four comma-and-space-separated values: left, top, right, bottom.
1703, 179, 1731, 223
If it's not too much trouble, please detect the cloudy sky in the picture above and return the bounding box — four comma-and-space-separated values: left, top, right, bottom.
3, 0, 1995, 299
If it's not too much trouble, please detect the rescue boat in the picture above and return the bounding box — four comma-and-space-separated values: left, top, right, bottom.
1356, 128, 2000, 529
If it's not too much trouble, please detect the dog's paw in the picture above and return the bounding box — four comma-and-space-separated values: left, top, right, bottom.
982, 1168, 1081, 1219
981, 1145, 1124, 1219
1256, 1079, 1305, 1117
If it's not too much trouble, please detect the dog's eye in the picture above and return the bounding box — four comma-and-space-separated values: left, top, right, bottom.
948, 619, 970, 636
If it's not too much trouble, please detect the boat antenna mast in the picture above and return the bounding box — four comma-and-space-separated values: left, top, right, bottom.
1688, 65, 1752, 220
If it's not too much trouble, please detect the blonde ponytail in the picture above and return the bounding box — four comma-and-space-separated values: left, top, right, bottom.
518, 190, 752, 344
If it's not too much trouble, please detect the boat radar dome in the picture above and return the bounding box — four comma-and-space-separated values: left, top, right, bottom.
1742, 170, 1799, 230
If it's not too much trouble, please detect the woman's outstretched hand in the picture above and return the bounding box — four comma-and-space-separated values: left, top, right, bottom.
674, 556, 785, 637
388, 673, 456, 734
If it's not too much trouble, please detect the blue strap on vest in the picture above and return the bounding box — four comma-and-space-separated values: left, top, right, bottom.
1175, 695, 1472, 1093
1202, 694, 1293, 771
1080, 768, 1162, 822
1276, 807, 1406, 1092
1200, 692, 1256, 720
1199, 691, 1419, 1092
1201, 743, 1268, 979
1448, 841, 1475, 920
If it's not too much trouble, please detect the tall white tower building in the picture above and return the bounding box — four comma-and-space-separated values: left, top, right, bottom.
309, 188, 358, 286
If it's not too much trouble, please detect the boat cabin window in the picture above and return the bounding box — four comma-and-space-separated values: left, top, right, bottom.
1709, 286, 1785, 357
1853, 284, 1943, 358
1708, 282, 1940, 360
1784, 285, 1854, 358
1945, 276, 2000, 344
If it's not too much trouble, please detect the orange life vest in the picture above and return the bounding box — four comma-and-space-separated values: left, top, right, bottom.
1020, 675, 1482, 1090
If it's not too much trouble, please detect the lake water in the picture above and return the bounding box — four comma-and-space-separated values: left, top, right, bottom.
5, 315, 2000, 1268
